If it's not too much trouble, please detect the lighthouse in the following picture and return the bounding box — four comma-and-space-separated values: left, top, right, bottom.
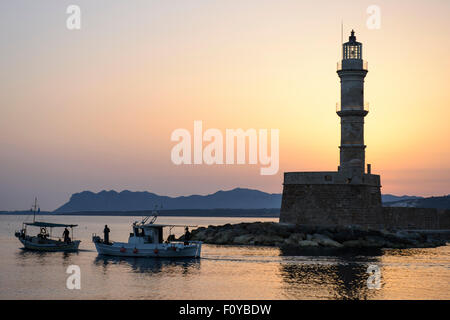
278, 30, 450, 230
337, 30, 369, 183
279, 30, 382, 227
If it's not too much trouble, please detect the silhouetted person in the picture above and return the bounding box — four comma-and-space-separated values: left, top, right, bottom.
63, 228, 70, 243
184, 227, 191, 245
104, 225, 110, 244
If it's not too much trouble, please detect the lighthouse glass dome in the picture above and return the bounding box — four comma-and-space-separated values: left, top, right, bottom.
343, 30, 362, 60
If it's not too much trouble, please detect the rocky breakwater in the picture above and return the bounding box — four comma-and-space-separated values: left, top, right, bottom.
179, 222, 448, 249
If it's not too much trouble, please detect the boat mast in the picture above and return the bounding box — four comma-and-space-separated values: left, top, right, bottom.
31, 197, 39, 223
139, 205, 160, 225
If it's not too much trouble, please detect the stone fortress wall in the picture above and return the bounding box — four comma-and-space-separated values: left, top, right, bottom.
280, 172, 450, 230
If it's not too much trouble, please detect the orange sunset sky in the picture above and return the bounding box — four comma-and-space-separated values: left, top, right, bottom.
0, 0, 449, 210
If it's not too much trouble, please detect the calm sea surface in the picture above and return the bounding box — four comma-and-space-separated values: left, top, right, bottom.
0, 215, 449, 300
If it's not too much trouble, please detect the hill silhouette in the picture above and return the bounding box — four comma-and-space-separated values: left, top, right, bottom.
384, 195, 450, 209
54, 188, 282, 212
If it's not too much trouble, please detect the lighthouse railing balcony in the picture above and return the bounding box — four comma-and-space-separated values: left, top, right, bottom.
336, 102, 369, 112
337, 60, 368, 71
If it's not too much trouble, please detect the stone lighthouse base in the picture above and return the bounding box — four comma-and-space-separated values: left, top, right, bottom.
280, 171, 450, 230
280, 171, 383, 228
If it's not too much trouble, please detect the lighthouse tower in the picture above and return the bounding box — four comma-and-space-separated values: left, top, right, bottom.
278, 29, 448, 230
337, 30, 368, 183
279, 29, 382, 227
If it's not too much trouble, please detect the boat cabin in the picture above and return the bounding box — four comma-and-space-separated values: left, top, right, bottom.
128, 224, 165, 245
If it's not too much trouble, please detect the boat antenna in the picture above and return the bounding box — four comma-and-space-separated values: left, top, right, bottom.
31, 197, 40, 223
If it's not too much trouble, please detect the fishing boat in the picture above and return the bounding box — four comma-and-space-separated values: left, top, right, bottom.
92, 208, 202, 258
14, 198, 81, 252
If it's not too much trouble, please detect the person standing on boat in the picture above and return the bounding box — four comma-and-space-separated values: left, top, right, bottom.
63, 228, 70, 243
104, 225, 110, 244
184, 227, 191, 245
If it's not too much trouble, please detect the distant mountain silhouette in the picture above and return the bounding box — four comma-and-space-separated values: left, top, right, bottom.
381, 194, 423, 203
54, 188, 283, 212
383, 195, 450, 209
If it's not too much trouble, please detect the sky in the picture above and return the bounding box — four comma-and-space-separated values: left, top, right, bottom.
0, 0, 449, 210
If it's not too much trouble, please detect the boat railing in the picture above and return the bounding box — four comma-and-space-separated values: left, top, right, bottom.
169, 240, 202, 245
185, 240, 202, 244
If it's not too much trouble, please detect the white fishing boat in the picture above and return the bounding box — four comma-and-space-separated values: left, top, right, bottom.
92, 209, 202, 258
15, 198, 81, 252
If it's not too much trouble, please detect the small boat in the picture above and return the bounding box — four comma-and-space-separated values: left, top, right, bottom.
14, 198, 81, 252
92, 208, 202, 258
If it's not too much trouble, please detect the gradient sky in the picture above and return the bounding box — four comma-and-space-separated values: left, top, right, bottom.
1, 0, 449, 210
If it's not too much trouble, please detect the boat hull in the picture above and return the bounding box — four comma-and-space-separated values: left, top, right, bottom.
18, 238, 81, 252
94, 241, 202, 258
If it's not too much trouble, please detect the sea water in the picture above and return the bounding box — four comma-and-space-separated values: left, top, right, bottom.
0, 215, 449, 299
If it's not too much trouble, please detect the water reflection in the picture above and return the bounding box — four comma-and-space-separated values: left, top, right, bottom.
279, 248, 383, 300
93, 255, 201, 275
15, 249, 80, 267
